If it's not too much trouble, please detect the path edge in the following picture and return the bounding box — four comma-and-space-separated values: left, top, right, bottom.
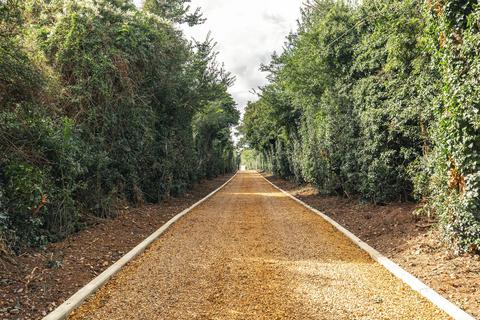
260, 172, 476, 320
43, 172, 238, 320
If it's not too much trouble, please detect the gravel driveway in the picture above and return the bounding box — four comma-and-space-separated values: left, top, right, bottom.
70, 172, 449, 319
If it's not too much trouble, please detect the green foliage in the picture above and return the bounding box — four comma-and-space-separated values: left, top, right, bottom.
194, 97, 239, 178
240, 149, 263, 170
0, 108, 83, 249
351, 0, 435, 203
242, 0, 479, 252
0, 0, 238, 250
143, 0, 205, 26
420, 0, 480, 252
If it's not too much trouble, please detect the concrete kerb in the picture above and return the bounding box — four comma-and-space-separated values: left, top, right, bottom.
43, 172, 238, 320
259, 172, 475, 320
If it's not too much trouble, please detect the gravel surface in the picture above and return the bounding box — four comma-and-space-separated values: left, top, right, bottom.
0, 174, 233, 320
265, 173, 480, 318
70, 172, 449, 319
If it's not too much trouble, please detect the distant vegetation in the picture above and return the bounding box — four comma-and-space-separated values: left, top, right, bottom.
240, 149, 263, 171
241, 0, 480, 253
0, 0, 239, 251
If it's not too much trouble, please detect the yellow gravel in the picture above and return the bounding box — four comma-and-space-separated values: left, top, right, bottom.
70, 172, 450, 319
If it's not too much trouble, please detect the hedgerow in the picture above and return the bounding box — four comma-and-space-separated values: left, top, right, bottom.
241, 0, 479, 253
0, 0, 238, 251
421, 0, 480, 252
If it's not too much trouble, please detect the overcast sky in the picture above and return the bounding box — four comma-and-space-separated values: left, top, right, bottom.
134, 0, 302, 114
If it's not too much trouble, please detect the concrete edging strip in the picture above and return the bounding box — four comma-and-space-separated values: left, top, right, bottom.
43, 172, 238, 320
259, 172, 476, 320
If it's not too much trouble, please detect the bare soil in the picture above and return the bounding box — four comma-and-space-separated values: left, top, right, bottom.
264, 173, 480, 318
0, 174, 233, 320
71, 172, 448, 320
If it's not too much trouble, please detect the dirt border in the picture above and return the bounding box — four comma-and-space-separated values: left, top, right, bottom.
261, 172, 475, 320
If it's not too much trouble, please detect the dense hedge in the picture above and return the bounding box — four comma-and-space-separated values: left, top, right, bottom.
0, 0, 239, 251
424, 0, 480, 252
241, 0, 479, 253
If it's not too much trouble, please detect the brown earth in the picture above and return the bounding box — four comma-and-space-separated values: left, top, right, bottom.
71, 172, 448, 320
264, 173, 480, 319
0, 174, 233, 320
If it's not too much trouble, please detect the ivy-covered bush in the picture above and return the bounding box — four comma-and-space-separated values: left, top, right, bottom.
241, 0, 479, 253
0, 0, 238, 251
421, 0, 480, 252
243, 0, 428, 201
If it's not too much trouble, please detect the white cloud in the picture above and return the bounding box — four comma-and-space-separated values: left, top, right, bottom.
133, 0, 302, 115
181, 0, 301, 115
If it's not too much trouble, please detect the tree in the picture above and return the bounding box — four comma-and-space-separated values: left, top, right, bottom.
143, 0, 205, 26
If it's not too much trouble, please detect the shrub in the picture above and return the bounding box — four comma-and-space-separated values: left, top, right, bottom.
0, 0, 238, 251
241, 0, 479, 252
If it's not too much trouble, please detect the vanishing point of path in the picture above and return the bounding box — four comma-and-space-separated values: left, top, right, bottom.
71, 172, 448, 319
